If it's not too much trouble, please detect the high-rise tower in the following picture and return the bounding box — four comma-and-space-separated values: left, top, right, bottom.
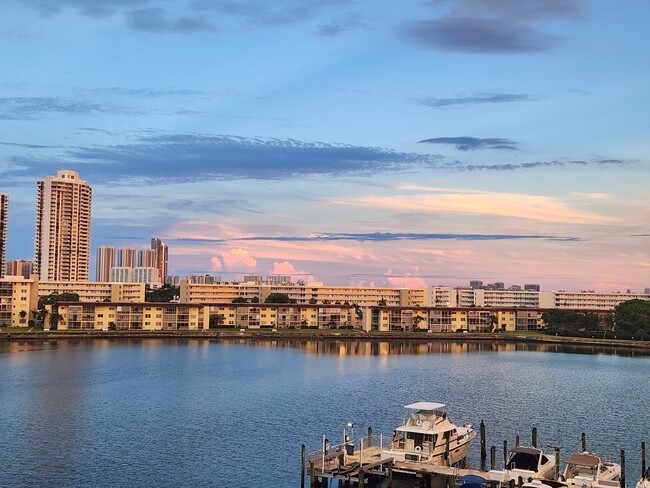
34, 169, 92, 281
0, 194, 7, 278
151, 237, 168, 283
96, 246, 115, 282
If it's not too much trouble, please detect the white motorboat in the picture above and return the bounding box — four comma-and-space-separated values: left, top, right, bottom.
635, 467, 650, 488
558, 452, 620, 488
489, 446, 556, 483
380, 401, 476, 465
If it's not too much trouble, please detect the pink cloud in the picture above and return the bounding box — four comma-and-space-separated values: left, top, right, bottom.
210, 256, 223, 271
222, 248, 257, 268
386, 276, 429, 288
271, 260, 316, 283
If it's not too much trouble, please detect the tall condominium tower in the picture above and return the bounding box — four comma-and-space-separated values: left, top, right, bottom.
34, 170, 92, 281
0, 194, 7, 278
151, 237, 168, 283
138, 248, 157, 268
117, 247, 136, 268
96, 246, 115, 282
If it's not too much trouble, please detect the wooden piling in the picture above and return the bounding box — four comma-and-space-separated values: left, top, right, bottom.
532, 427, 537, 448
368, 426, 372, 448
504, 440, 509, 466
555, 448, 561, 480
491, 446, 496, 470
480, 421, 487, 460
515, 434, 520, 447
642, 441, 646, 478
309, 461, 315, 488
620, 449, 625, 488
582, 433, 587, 452
387, 459, 393, 488
301, 444, 306, 488
358, 469, 365, 488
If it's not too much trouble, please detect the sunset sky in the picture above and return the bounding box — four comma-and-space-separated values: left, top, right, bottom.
2, 0, 650, 292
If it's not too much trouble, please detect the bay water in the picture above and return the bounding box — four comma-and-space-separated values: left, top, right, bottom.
1, 339, 649, 487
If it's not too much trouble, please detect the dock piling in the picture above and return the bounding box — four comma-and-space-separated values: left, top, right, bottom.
368, 426, 372, 448
555, 448, 561, 480
532, 427, 537, 448
387, 459, 393, 488
515, 434, 520, 447
309, 461, 315, 488
491, 446, 496, 470
504, 440, 508, 467
301, 444, 306, 488
358, 469, 365, 488
582, 433, 587, 452
620, 449, 625, 488
642, 441, 646, 478
480, 421, 487, 460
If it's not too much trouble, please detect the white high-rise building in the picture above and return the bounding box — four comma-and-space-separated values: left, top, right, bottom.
96, 246, 115, 282
0, 194, 7, 279
34, 170, 92, 281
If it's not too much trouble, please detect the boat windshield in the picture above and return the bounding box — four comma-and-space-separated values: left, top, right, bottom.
566, 464, 596, 479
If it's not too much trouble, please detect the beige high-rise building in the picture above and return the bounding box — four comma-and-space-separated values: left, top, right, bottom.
138, 248, 157, 268
96, 246, 115, 282
117, 247, 136, 268
0, 194, 7, 278
151, 237, 168, 283
34, 170, 92, 281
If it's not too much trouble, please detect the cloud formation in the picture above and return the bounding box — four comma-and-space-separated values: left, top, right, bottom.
419, 136, 518, 151
403, 0, 583, 54
414, 93, 535, 108
0, 97, 133, 120
126, 8, 217, 34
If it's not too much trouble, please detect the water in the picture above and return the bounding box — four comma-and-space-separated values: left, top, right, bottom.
1, 339, 649, 487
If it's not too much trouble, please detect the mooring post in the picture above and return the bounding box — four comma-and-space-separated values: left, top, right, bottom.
518, 477, 523, 488
491, 446, 496, 470
515, 434, 520, 447
555, 448, 561, 480
387, 459, 393, 488
532, 427, 537, 448
309, 461, 315, 488
358, 469, 365, 488
508, 480, 515, 488
480, 421, 487, 460
620, 449, 626, 488
582, 433, 587, 452
642, 441, 646, 478
368, 426, 372, 448
301, 444, 306, 488
504, 440, 509, 467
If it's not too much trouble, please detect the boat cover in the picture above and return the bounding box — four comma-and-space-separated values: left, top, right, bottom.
405, 402, 446, 410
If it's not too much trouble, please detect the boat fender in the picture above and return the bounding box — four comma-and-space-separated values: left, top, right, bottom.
416, 419, 423, 426
415, 446, 421, 452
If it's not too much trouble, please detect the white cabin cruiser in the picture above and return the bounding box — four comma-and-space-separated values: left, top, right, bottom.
380, 402, 476, 465
558, 452, 620, 488
489, 446, 556, 483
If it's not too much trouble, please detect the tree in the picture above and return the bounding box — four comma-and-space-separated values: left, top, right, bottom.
308, 298, 317, 304
232, 297, 248, 303
209, 314, 225, 328
19, 310, 27, 322
250, 296, 260, 303
145, 284, 179, 303
615, 299, 650, 338
48, 312, 63, 330
378, 298, 387, 306
413, 315, 425, 331
38, 292, 80, 309
265, 293, 291, 303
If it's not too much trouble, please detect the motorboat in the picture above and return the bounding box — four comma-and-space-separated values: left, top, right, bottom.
558, 452, 620, 488
635, 467, 650, 488
489, 446, 556, 483
380, 401, 476, 465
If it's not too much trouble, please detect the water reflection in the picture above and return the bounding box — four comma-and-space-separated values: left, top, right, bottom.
2, 338, 649, 358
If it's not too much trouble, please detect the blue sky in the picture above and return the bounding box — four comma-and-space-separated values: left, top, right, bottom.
2, 0, 650, 291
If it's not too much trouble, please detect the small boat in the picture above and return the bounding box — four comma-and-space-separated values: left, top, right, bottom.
489, 446, 556, 483
380, 401, 476, 465
636, 467, 650, 488
558, 452, 620, 488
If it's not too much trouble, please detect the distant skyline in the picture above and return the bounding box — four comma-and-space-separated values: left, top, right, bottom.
1, 0, 650, 292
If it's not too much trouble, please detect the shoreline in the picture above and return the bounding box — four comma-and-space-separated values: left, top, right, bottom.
2, 329, 649, 351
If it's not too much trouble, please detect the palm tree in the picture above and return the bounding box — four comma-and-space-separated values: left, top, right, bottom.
49, 312, 62, 330
19, 310, 27, 323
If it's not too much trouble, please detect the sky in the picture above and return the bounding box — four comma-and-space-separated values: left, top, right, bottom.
1, 0, 650, 292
